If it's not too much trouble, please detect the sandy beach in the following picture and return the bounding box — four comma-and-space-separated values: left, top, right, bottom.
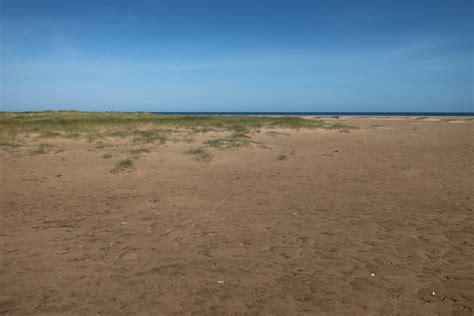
1, 115, 473, 314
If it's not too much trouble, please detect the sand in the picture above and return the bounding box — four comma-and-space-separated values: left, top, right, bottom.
1, 117, 473, 314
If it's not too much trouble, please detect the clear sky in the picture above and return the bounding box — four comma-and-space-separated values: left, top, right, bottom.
1, 0, 473, 112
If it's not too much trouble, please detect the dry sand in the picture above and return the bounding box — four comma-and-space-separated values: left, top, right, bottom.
1, 117, 473, 314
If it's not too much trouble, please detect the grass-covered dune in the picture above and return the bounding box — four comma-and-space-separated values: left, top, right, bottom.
0, 111, 353, 146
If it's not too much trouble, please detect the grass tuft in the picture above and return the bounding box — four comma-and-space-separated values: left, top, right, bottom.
64, 132, 81, 139
129, 148, 151, 155
185, 147, 212, 162
189, 127, 217, 134
324, 123, 352, 133
101, 153, 112, 159
95, 141, 112, 149
29, 143, 54, 155
111, 159, 134, 173
132, 130, 167, 144
277, 153, 288, 161
38, 131, 62, 138
205, 138, 260, 149
0, 141, 22, 148
227, 125, 250, 138
0, 132, 22, 150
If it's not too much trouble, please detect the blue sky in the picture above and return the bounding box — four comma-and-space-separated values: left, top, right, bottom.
1, 0, 472, 112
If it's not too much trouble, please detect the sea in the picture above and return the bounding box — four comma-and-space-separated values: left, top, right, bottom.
152, 112, 473, 116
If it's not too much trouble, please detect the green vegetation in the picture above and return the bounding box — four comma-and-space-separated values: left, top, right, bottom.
101, 153, 112, 159
182, 138, 194, 143
0, 131, 22, 149
226, 125, 250, 138
0, 112, 354, 149
0, 111, 352, 132
64, 132, 81, 139
184, 147, 212, 162
132, 130, 167, 144
277, 153, 288, 161
95, 141, 112, 149
111, 159, 134, 173
129, 148, 150, 155
266, 131, 289, 137
0, 138, 22, 148
38, 131, 62, 138
28, 143, 54, 155
205, 138, 260, 149
189, 127, 218, 134
0, 141, 21, 148
325, 123, 352, 133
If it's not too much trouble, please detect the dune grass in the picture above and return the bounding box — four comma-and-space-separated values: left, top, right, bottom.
28, 143, 54, 155
0, 112, 354, 149
111, 159, 134, 173
0, 111, 352, 133
129, 148, 151, 156
277, 153, 288, 161
101, 153, 113, 159
0, 131, 22, 149
184, 147, 212, 162
132, 130, 168, 144
95, 141, 113, 149
0, 139, 22, 149
38, 131, 63, 138
205, 138, 260, 149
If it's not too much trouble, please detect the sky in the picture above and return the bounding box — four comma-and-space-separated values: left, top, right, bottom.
0, 0, 473, 112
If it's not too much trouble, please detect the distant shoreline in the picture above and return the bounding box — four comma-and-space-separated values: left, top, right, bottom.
1, 111, 472, 117
153, 112, 473, 116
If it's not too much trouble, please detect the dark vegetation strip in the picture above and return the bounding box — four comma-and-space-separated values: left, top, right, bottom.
0, 111, 354, 145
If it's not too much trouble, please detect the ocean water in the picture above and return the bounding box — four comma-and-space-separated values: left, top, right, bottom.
152, 112, 473, 116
